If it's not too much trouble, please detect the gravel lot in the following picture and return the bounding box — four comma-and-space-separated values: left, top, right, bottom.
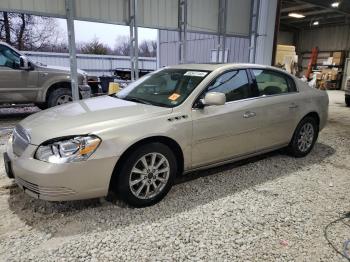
0, 91, 350, 261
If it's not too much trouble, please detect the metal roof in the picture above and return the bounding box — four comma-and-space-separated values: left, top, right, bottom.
281, 0, 350, 29
0, 0, 253, 36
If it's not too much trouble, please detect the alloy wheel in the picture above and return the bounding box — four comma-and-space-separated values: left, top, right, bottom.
297, 122, 314, 152
129, 152, 170, 200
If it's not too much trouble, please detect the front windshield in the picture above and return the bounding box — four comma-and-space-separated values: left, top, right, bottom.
116, 69, 210, 107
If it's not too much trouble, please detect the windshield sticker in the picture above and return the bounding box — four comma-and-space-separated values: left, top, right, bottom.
184, 71, 208, 77
168, 93, 181, 101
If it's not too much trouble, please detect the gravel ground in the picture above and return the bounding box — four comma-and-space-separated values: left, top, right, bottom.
0, 91, 349, 261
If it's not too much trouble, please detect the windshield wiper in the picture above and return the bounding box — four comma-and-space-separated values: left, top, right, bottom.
122, 97, 152, 105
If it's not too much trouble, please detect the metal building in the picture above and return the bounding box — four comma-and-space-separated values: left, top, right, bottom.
0, 0, 278, 99
25, 51, 157, 76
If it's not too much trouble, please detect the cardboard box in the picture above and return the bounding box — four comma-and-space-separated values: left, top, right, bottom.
332, 51, 344, 65
332, 57, 343, 65
333, 51, 342, 58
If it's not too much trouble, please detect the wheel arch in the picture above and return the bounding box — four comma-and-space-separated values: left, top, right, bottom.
109, 136, 184, 190
302, 111, 320, 128
45, 81, 71, 102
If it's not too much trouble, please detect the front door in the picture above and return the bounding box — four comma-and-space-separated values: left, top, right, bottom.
191, 70, 260, 168
0, 44, 38, 103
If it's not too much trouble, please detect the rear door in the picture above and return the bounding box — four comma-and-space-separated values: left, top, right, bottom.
191, 69, 260, 168
249, 68, 300, 150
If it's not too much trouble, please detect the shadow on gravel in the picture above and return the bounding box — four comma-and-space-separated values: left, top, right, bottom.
6, 142, 336, 237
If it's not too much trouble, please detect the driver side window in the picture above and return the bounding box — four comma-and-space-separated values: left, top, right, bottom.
0, 45, 20, 69
205, 70, 251, 103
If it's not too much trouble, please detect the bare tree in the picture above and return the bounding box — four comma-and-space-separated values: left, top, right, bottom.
150, 40, 157, 57
78, 37, 110, 55
138, 40, 151, 57
138, 40, 157, 57
0, 11, 65, 51
114, 37, 157, 57
114, 36, 130, 56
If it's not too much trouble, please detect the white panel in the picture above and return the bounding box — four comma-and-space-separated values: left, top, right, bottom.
0, 0, 65, 16
187, 0, 219, 33
138, 0, 178, 29
255, 0, 277, 65
226, 0, 251, 36
25, 52, 156, 76
74, 0, 126, 25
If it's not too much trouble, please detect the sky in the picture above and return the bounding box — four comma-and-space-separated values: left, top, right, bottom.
57, 19, 157, 48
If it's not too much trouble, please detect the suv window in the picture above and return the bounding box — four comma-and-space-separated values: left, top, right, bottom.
0, 45, 20, 69
206, 70, 251, 102
252, 69, 296, 96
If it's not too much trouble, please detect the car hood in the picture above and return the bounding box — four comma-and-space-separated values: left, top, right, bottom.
36, 64, 87, 75
20, 96, 173, 145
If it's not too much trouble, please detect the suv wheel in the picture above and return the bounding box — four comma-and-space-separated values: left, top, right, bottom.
346, 95, 350, 107
287, 116, 319, 157
114, 143, 177, 207
48, 88, 73, 107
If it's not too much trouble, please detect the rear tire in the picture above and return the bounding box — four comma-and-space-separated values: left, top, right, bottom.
287, 116, 319, 157
47, 88, 73, 108
113, 143, 177, 207
346, 95, 350, 107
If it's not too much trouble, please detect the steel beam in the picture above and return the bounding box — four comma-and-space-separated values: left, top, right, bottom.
178, 0, 187, 64
249, 0, 260, 63
217, 0, 227, 63
65, 0, 79, 101
129, 0, 139, 80
281, 3, 313, 13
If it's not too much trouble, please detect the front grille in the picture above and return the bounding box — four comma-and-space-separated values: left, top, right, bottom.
12, 125, 30, 157
15, 177, 76, 197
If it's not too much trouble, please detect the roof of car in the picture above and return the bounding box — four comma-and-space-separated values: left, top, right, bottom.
166, 63, 270, 71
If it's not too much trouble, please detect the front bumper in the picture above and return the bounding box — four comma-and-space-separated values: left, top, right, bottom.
79, 84, 91, 99
5, 142, 117, 201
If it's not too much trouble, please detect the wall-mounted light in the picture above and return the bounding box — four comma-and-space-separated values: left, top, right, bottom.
312, 21, 319, 26
288, 12, 305, 18
331, 2, 340, 8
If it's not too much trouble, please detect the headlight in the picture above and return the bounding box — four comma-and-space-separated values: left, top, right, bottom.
35, 135, 101, 163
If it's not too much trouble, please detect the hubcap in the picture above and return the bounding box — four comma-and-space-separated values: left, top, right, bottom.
57, 95, 73, 105
297, 123, 314, 152
129, 153, 170, 200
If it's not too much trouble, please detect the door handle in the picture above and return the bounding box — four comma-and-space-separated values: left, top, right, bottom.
243, 111, 256, 118
289, 103, 298, 109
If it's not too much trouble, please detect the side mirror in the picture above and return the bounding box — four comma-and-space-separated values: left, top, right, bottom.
203, 92, 226, 106
19, 55, 31, 70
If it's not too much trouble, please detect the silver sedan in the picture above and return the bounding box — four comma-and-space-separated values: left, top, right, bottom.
4, 64, 329, 207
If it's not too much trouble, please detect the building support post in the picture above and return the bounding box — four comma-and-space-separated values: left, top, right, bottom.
129, 0, 139, 80
249, 0, 261, 63
178, 0, 187, 64
65, 0, 79, 100
217, 0, 227, 63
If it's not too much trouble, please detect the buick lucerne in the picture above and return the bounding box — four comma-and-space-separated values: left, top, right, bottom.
4, 64, 329, 207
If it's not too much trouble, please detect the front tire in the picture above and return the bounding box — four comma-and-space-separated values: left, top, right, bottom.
47, 88, 73, 108
114, 143, 177, 207
287, 116, 319, 157
346, 95, 350, 107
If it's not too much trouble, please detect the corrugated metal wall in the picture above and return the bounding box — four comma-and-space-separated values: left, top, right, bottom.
25, 52, 156, 76
158, 30, 250, 67
0, 0, 251, 34
298, 25, 350, 52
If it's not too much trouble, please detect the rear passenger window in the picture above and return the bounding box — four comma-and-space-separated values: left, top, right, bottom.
207, 70, 250, 102
252, 69, 296, 96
